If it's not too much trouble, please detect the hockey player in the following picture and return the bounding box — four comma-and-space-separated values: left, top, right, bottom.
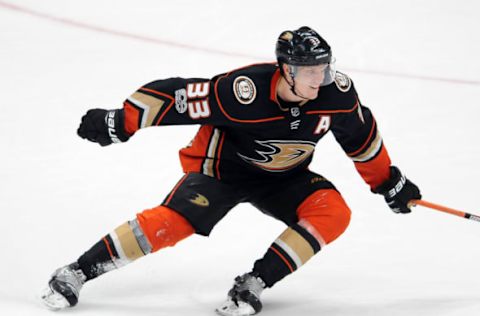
41, 26, 421, 315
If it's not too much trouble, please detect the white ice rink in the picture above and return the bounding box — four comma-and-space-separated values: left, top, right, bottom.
0, 1, 479, 315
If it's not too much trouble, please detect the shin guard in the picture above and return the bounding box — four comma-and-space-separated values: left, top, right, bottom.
253, 189, 351, 287
77, 219, 151, 280
253, 224, 321, 287
77, 206, 194, 280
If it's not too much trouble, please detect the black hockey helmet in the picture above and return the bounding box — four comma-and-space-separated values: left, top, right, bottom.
276, 26, 332, 66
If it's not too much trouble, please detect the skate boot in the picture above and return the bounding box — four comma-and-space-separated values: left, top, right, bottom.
216, 272, 266, 316
40, 262, 86, 310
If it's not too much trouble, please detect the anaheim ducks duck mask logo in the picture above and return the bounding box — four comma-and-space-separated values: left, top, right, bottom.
237, 140, 316, 172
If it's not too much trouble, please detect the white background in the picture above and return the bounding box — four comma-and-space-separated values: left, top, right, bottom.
0, 1, 479, 315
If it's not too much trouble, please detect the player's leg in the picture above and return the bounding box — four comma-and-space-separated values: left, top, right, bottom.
42, 173, 244, 310
41, 205, 194, 310
216, 173, 351, 316
251, 188, 351, 287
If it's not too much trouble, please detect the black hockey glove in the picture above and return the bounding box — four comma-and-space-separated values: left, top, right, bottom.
373, 166, 421, 214
77, 109, 130, 146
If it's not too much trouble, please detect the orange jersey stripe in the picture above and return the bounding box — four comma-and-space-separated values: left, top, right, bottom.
347, 118, 377, 157
164, 174, 188, 206
214, 74, 285, 123
138, 88, 175, 125
215, 132, 226, 179
269, 69, 282, 104
123, 101, 141, 135
306, 100, 359, 115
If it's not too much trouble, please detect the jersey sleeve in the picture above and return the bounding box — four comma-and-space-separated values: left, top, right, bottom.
330, 98, 392, 190
121, 77, 232, 135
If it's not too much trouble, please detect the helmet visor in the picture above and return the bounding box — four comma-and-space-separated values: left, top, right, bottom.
292, 57, 336, 87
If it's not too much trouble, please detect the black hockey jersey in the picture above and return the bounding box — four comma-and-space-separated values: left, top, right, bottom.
121, 63, 391, 189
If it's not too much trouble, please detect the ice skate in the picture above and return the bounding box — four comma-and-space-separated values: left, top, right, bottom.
216, 273, 266, 316
40, 262, 86, 310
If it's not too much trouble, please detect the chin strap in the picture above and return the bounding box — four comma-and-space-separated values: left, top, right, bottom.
287, 65, 309, 100
279, 63, 310, 101
288, 66, 297, 96
288, 66, 299, 96
287, 66, 308, 102
289, 81, 300, 97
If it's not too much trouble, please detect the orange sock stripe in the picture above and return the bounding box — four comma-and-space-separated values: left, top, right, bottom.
270, 246, 294, 273
102, 237, 115, 261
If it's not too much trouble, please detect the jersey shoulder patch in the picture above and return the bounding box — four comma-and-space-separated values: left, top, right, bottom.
232, 75, 257, 105
308, 71, 357, 112
214, 64, 283, 122
334, 71, 352, 92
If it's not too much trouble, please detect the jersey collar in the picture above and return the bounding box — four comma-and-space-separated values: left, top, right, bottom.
269, 68, 282, 105
270, 68, 310, 111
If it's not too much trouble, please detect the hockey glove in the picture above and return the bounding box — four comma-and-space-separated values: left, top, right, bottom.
77, 109, 130, 146
374, 166, 421, 214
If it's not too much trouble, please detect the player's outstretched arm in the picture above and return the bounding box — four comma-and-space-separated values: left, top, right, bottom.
373, 166, 422, 214
77, 108, 130, 146
327, 86, 421, 213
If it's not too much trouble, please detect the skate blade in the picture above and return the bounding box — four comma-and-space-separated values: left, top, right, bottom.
215, 299, 256, 316
40, 286, 71, 310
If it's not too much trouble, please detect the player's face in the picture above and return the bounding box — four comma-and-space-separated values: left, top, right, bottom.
292, 64, 329, 100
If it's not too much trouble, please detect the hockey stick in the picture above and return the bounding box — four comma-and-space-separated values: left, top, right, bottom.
410, 199, 480, 222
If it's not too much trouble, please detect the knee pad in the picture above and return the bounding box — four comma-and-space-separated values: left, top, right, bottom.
296, 189, 351, 245
136, 205, 195, 252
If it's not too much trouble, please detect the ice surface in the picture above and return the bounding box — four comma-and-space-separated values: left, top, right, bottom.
0, 0, 479, 315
